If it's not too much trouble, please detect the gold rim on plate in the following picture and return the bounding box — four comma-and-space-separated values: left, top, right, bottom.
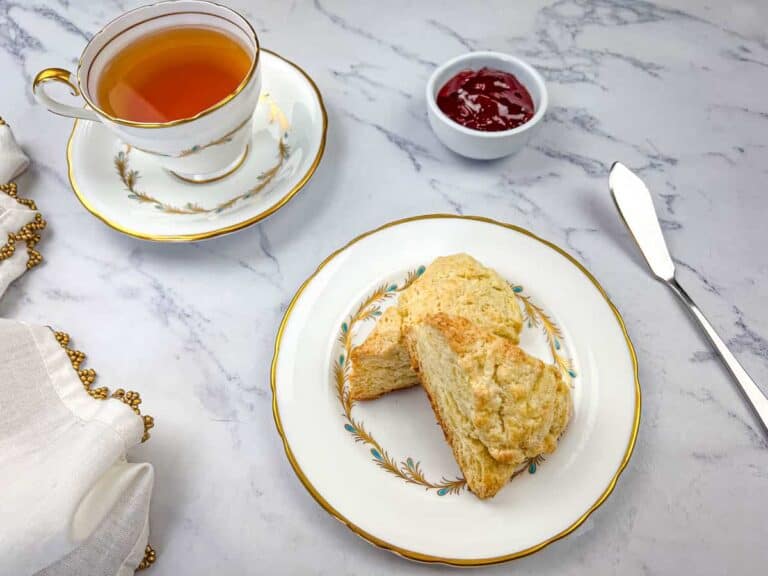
65, 49, 327, 242
270, 213, 642, 566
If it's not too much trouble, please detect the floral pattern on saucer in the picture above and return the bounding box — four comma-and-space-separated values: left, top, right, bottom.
114, 95, 291, 216
67, 49, 326, 241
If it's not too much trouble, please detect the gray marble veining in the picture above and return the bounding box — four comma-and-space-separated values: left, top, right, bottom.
1, 0, 767, 573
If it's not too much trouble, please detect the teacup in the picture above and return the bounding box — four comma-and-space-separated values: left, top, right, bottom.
33, 0, 261, 183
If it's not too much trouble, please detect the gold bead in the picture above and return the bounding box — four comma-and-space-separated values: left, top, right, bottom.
52, 328, 156, 447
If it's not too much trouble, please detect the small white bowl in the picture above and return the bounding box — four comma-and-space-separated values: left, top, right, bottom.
426, 51, 548, 160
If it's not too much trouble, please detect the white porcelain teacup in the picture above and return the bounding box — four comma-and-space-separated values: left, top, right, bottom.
33, 0, 261, 183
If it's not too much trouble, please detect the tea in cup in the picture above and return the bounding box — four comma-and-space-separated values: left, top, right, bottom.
33, 0, 261, 182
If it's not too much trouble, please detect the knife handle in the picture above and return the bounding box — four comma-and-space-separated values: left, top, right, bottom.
668, 277, 768, 434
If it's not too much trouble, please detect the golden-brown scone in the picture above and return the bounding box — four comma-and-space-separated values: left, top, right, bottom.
349, 307, 419, 401
405, 314, 571, 498
349, 254, 523, 401
398, 254, 522, 341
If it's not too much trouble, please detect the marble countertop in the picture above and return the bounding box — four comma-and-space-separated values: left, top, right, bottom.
2, 0, 767, 573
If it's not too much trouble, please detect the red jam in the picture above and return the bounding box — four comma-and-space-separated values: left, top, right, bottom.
436, 67, 535, 131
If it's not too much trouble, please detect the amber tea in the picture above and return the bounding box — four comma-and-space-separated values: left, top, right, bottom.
96, 26, 252, 123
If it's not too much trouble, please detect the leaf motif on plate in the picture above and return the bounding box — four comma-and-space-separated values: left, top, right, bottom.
511, 283, 577, 383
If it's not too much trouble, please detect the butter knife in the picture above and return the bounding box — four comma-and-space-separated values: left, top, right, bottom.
609, 162, 768, 434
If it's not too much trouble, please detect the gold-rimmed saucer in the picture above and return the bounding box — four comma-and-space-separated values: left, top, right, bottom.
66, 49, 326, 242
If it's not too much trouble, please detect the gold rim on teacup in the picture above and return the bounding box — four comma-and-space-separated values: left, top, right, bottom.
32, 1, 263, 182
32, 0, 260, 129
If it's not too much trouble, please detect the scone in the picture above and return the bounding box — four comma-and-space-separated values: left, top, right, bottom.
405, 314, 571, 498
349, 307, 419, 400
349, 254, 523, 401
397, 253, 523, 341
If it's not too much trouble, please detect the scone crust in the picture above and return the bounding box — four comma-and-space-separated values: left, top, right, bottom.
405, 326, 519, 498
398, 253, 523, 342
349, 254, 524, 402
352, 305, 402, 356
419, 376, 519, 499
419, 314, 571, 465
349, 307, 419, 400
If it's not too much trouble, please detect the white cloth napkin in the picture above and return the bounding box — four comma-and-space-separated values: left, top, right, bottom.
0, 118, 156, 576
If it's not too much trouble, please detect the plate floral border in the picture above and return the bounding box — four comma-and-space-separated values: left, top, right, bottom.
333, 267, 577, 496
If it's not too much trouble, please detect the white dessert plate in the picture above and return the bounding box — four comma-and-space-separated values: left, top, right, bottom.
272, 214, 640, 565
66, 49, 326, 241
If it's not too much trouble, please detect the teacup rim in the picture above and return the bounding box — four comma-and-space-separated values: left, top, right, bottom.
75, 0, 260, 130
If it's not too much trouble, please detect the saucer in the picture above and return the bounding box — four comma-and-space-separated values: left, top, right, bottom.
66, 49, 327, 241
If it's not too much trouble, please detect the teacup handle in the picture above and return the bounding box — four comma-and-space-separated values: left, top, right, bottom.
32, 68, 101, 122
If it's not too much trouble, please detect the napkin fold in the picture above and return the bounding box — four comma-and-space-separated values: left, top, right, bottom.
0, 118, 30, 184
0, 181, 45, 294
0, 117, 156, 575
0, 324, 155, 575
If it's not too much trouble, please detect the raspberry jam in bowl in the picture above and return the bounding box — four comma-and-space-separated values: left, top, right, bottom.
437, 67, 535, 131
426, 52, 548, 160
